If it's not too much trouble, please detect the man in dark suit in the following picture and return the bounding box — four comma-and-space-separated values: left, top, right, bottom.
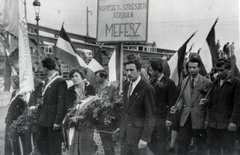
147, 60, 177, 155
35, 57, 67, 155
207, 59, 240, 155
120, 59, 156, 155
171, 57, 212, 155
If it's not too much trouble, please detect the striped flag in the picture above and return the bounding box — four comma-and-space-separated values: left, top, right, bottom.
88, 47, 104, 72
168, 31, 197, 86
199, 18, 219, 73
55, 26, 88, 68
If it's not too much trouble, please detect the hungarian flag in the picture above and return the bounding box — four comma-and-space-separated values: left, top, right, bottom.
88, 46, 104, 72
55, 26, 87, 68
108, 50, 116, 82
199, 18, 219, 73
168, 31, 197, 86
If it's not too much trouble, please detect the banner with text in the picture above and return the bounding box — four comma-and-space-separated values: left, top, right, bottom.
97, 0, 148, 42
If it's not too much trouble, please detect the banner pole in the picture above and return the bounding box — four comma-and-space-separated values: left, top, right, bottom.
119, 43, 123, 93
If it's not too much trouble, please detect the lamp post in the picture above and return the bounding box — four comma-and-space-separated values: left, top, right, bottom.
33, 0, 41, 65
86, 7, 92, 36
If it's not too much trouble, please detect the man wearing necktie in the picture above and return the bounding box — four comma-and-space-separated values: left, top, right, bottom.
120, 59, 156, 155
171, 57, 212, 155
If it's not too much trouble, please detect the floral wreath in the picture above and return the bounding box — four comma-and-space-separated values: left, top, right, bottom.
63, 93, 123, 132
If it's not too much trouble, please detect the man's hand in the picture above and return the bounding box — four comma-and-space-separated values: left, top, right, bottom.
204, 121, 208, 129
138, 139, 147, 149
29, 106, 37, 111
36, 98, 43, 105
112, 128, 120, 142
170, 106, 177, 114
199, 98, 207, 106
166, 120, 172, 127
53, 124, 61, 131
228, 122, 238, 131
111, 81, 119, 89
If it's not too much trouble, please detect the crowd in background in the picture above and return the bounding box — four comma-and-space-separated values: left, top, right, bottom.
4, 41, 240, 155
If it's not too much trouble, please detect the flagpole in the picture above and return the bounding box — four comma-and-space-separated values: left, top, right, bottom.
213, 16, 219, 28
24, 0, 27, 21
119, 43, 123, 92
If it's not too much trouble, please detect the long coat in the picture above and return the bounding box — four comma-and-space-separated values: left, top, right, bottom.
120, 78, 156, 145
38, 77, 67, 127
208, 74, 240, 129
64, 84, 96, 155
177, 75, 212, 129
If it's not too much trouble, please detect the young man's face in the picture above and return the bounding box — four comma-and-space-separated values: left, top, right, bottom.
148, 66, 157, 78
126, 63, 140, 82
95, 73, 105, 84
42, 66, 48, 76
188, 62, 200, 78
216, 65, 230, 79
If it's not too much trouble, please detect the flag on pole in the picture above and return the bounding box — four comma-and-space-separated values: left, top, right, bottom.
185, 43, 194, 62
199, 18, 219, 73
18, 0, 34, 102
55, 26, 88, 68
0, 0, 19, 36
168, 31, 197, 86
108, 50, 116, 82
88, 46, 104, 72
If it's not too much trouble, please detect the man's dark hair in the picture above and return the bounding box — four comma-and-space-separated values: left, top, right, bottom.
69, 68, 86, 79
77, 66, 87, 75
125, 59, 142, 71
95, 69, 108, 79
127, 54, 137, 61
150, 60, 163, 73
42, 57, 56, 70
187, 57, 201, 67
215, 59, 231, 70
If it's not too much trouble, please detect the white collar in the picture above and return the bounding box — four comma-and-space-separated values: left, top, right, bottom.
190, 74, 199, 82
157, 73, 164, 81
130, 75, 141, 95
48, 72, 57, 81
132, 75, 141, 86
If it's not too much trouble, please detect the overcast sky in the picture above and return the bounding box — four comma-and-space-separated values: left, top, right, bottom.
25, 0, 239, 52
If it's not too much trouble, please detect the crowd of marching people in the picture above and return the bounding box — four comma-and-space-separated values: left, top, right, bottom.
4, 41, 240, 155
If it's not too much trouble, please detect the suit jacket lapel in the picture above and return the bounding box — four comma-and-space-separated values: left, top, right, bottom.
191, 75, 204, 105
125, 79, 144, 112
182, 77, 192, 106
43, 75, 59, 101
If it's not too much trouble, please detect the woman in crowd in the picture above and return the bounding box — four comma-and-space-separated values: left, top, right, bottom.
4, 75, 32, 155
65, 68, 96, 155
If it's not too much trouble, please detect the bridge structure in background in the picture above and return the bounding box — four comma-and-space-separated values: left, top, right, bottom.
27, 23, 175, 79
0, 23, 175, 82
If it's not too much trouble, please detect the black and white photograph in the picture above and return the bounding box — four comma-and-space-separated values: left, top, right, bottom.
0, 0, 239, 155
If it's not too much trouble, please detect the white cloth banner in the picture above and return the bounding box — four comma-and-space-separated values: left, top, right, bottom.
18, 0, 34, 98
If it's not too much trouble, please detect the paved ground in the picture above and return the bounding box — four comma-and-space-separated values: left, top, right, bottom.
0, 91, 10, 155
